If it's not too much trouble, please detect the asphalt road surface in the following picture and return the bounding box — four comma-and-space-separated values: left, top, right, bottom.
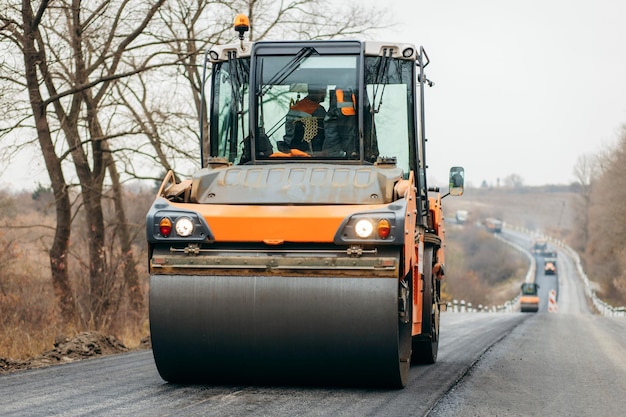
2, 230, 624, 417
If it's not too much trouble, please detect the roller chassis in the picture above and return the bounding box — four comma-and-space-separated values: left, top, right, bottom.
147, 165, 442, 387
146, 29, 461, 388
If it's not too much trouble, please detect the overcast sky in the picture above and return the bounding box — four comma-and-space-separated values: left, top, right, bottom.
366, 0, 626, 186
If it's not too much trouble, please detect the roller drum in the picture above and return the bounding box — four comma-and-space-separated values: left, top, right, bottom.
150, 274, 408, 387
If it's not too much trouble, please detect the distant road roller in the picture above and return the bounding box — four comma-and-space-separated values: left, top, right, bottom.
520, 282, 540, 313
146, 15, 463, 388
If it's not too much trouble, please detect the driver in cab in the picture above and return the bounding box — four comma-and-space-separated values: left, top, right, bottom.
277, 85, 327, 155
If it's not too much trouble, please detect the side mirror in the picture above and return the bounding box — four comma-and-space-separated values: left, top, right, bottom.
449, 166, 464, 196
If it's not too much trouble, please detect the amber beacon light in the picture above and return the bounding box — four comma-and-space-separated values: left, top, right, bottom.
234, 14, 249, 39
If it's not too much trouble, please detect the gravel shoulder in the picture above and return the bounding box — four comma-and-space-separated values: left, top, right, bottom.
0, 332, 149, 374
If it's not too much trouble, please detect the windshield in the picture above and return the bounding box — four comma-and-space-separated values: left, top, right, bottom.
521, 284, 538, 295
209, 48, 416, 174
255, 54, 360, 160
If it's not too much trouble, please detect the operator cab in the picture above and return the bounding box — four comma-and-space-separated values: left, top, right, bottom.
205, 24, 425, 179
521, 282, 540, 295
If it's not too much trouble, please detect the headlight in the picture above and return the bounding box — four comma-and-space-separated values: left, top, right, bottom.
333, 205, 406, 245
146, 199, 214, 243
175, 217, 195, 237
355, 219, 374, 238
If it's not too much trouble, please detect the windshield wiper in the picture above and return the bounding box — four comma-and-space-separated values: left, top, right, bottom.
257, 47, 315, 97
371, 47, 393, 113
228, 51, 248, 113
227, 51, 249, 160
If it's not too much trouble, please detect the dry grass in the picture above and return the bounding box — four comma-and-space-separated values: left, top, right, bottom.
0, 190, 151, 361
443, 185, 578, 238
442, 223, 528, 308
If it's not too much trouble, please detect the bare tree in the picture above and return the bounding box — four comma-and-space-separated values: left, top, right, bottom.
0, 0, 79, 324
585, 126, 626, 305
571, 153, 599, 252
502, 173, 524, 188
43, 1, 167, 327
1, 0, 170, 329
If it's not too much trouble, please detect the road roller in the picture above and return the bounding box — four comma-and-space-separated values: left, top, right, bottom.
520, 282, 540, 313
146, 15, 463, 388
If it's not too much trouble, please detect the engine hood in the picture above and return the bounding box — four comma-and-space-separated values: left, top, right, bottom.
189, 164, 404, 205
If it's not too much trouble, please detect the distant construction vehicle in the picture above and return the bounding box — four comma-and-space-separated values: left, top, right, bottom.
455, 210, 468, 224
531, 238, 548, 255
520, 282, 540, 313
146, 15, 463, 388
544, 257, 557, 275
484, 217, 503, 233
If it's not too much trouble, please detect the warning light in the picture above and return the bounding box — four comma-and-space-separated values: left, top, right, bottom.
377, 219, 391, 239
159, 218, 172, 237
234, 14, 250, 40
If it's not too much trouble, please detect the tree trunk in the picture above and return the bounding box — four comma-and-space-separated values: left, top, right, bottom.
85, 88, 143, 316
21, 0, 78, 325
106, 154, 144, 313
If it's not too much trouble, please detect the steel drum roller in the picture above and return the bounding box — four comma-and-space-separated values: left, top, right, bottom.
150, 274, 407, 386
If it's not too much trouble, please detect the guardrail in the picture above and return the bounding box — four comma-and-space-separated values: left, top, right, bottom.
444, 226, 529, 313
445, 223, 625, 317
446, 297, 519, 313
552, 237, 625, 317
510, 224, 625, 317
